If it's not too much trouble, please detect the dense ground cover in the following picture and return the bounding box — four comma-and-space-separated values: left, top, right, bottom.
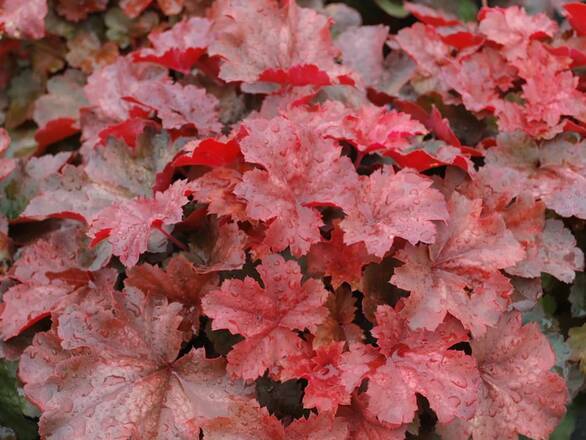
0, 0, 585, 438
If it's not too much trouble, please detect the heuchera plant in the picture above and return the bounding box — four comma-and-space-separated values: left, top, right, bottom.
0, 0, 585, 438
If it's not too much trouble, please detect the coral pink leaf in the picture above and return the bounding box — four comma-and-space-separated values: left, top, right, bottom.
286, 413, 350, 440
88, 180, 191, 267
461, 311, 570, 440
280, 341, 372, 412
209, 0, 353, 91
368, 305, 480, 425
202, 402, 286, 439
507, 219, 584, 283
337, 104, 427, 153
188, 168, 247, 221
478, 7, 557, 61
479, 133, 586, 219
126, 254, 214, 307
0, 0, 48, 39
335, 25, 390, 89
1, 285, 69, 340
391, 192, 525, 336
19, 288, 255, 439
307, 223, 378, 290
341, 166, 448, 258
202, 254, 329, 380
338, 394, 408, 440
0, 224, 110, 340
234, 114, 358, 256
129, 82, 221, 136
119, 0, 151, 18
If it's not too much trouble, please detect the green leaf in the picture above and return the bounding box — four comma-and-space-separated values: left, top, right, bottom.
569, 272, 586, 318
457, 0, 478, 22
550, 402, 577, 440
541, 293, 557, 316
374, 0, 409, 18
0, 360, 38, 440
569, 323, 586, 374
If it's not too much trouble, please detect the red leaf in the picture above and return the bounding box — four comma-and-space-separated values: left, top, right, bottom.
564, 3, 586, 36
89, 228, 111, 247
404, 2, 460, 27
33, 70, 88, 151
98, 117, 159, 148
35, 118, 79, 152
564, 119, 586, 136
428, 106, 461, 147
259, 64, 333, 87
439, 31, 485, 50
386, 148, 454, 172
173, 138, 241, 168
132, 17, 211, 73
547, 44, 586, 68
